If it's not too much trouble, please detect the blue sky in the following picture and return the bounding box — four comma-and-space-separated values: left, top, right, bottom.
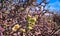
13, 0, 60, 11
37, 0, 60, 11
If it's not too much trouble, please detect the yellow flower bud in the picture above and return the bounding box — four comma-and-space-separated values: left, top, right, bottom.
35, 15, 38, 19
32, 17, 37, 21
28, 26, 33, 30
19, 28, 26, 32
28, 15, 31, 17
3, 24, 8, 28
28, 17, 36, 25
12, 24, 20, 31
20, 7, 24, 11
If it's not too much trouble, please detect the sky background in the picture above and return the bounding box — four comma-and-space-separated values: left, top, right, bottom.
37, 0, 60, 11
13, 0, 60, 11
13, 0, 60, 12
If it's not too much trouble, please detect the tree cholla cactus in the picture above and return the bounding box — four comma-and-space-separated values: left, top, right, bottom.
0, 0, 60, 36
